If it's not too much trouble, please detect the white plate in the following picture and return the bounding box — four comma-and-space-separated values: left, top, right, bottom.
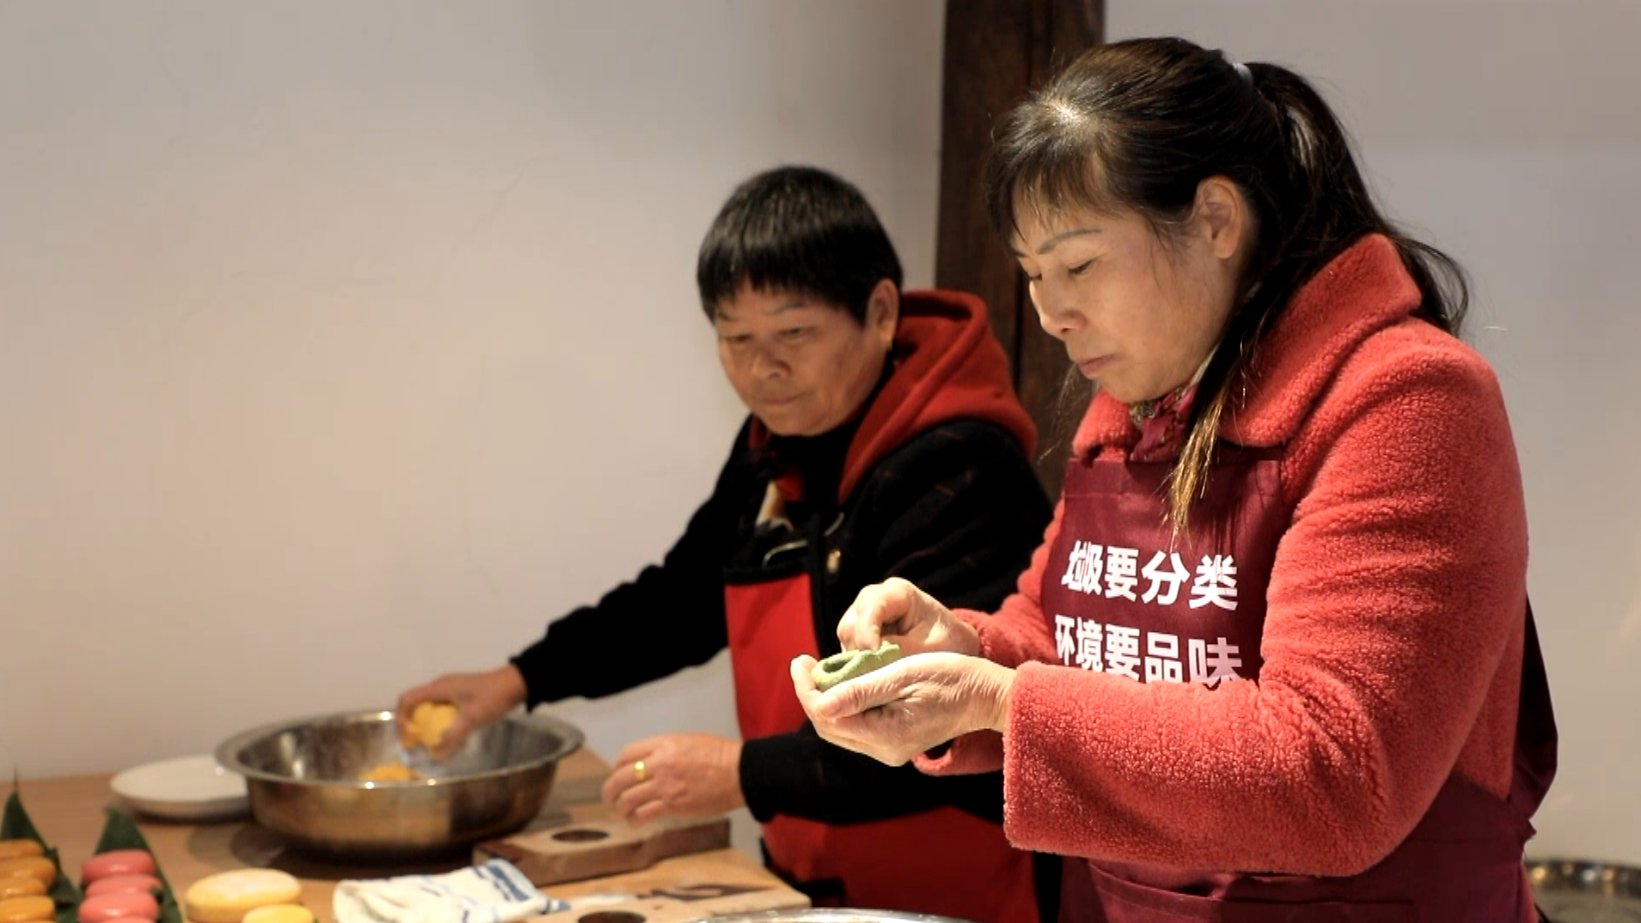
111, 754, 249, 822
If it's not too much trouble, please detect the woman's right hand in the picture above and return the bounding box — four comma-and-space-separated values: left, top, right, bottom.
395, 664, 527, 759
837, 577, 980, 656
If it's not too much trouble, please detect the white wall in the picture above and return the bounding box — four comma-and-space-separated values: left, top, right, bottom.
1111, 0, 1641, 866
0, 0, 944, 857
10, 0, 1630, 873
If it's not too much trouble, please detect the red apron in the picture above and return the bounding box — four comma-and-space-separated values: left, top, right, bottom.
1040, 449, 1556, 922
726, 571, 1041, 923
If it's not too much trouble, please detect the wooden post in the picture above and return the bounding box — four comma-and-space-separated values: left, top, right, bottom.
936, 0, 1103, 498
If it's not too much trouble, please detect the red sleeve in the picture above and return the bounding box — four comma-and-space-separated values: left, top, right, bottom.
1000, 334, 1529, 876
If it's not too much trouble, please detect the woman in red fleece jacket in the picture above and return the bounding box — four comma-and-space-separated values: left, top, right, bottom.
792, 37, 1556, 923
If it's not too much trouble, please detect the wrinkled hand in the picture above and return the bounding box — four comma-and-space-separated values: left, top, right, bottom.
790, 651, 1015, 766
602, 733, 745, 826
395, 664, 527, 759
836, 577, 980, 656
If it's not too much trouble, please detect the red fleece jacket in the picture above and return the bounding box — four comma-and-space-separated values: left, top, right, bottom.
920, 235, 1532, 877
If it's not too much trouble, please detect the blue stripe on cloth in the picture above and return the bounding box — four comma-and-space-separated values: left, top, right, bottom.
477, 860, 535, 904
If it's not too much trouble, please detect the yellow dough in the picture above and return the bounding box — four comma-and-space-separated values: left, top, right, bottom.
400, 701, 458, 751
242, 905, 316, 923
359, 761, 420, 782
184, 869, 303, 923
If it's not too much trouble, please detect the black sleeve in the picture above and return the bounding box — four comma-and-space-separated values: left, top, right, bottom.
509, 430, 755, 707
867, 420, 1052, 612
740, 726, 1004, 824
739, 421, 1053, 824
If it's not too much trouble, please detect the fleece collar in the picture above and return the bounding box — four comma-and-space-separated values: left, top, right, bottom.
1072, 235, 1422, 457
749, 288, 1036, 503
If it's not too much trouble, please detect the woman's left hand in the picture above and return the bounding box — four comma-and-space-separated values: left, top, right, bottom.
602, 733, 745, 825
790, 652, 1017, 766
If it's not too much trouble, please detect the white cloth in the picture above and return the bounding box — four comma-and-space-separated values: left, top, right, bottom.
333, 859, 566, 923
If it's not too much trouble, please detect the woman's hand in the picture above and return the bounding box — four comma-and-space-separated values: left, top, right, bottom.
395, 664, 527, 758
790, 651, 1016, 766
837, 577, 981, 656
601, 733, 745, 826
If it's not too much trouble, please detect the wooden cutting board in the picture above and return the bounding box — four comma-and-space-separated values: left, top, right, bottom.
528, 846, 809, 923
476, 812, 734, 886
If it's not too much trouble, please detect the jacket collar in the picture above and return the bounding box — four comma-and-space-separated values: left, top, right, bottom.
1073, 234, 1422, 456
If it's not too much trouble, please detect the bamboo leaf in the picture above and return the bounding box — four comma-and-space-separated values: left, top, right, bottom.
90, 809, 184, 923
3, 784, 82, 923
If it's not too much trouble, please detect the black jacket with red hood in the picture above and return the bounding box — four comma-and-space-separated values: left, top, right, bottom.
511, 289, 1052, 823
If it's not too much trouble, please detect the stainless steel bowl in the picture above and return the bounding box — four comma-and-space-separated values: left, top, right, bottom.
215, 708, 583, 860
1527, 858, 1641, 922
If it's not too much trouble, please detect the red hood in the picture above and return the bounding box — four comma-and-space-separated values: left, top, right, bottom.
749, 288, 1036, 503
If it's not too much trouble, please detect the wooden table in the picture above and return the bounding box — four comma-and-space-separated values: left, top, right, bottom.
3, 749, 808, 922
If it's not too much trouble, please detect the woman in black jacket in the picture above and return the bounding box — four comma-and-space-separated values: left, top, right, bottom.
400, 165, 1053, 922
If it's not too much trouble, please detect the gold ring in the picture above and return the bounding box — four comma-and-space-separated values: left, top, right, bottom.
632, 759, 647, 783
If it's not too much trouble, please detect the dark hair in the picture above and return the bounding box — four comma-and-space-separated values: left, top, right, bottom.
987, 37, 1469, 534
696, 165, 903, 323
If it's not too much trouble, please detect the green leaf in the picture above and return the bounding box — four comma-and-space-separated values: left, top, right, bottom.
3, 783, 82, 923
90, 809, 184, 923
2, 788, 41, 840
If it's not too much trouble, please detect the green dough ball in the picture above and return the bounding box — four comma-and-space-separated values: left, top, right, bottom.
811, 642, 903, 692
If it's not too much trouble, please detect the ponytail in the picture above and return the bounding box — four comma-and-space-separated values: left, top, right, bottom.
987, 38, 1469, 535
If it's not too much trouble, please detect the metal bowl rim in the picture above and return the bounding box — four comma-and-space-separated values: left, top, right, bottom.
704, 911, 978, 923
213, 707, 584, 788
1526, 857, 1641, 898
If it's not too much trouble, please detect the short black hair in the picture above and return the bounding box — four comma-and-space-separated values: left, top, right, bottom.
696, 165, 903, 323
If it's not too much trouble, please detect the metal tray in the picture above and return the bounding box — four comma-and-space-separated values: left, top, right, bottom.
1529, 859, 1641, 922
705, 912, 975, 923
